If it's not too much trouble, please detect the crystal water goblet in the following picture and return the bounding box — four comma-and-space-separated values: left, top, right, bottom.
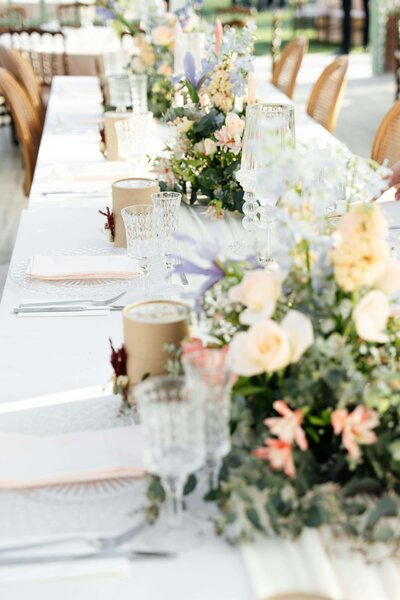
134, 375, 206, 551
182, 348, 233, 492
151, 191, 182, 271
121, 204, 160, 296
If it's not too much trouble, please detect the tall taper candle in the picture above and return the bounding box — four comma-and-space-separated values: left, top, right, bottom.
247, 71, 256, 105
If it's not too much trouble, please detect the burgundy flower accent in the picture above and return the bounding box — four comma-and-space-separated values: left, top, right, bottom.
109, 338, 127, 377
99, 207, 115, 241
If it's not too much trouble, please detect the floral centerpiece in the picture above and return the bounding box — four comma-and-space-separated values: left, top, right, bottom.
166, 147, 400, 549
153, 24, 255, 216
97, 0, 201, 118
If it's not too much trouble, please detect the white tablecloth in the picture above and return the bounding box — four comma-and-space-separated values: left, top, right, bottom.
1, 76, 400, 599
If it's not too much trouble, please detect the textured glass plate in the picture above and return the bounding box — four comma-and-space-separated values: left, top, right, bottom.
10, 246, 131, 299
0, 395, 142, 503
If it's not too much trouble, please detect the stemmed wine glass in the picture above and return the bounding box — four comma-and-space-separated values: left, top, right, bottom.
134, 375, 206, 551
253, 103, 295, 264
182, 348, 233, 493
121, 204, 160, 298
237, 103, 295, 263
151, 191, 181, 270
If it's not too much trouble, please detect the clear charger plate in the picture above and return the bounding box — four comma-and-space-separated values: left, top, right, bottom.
10, 246, 132, 299
1, 394, 143, 504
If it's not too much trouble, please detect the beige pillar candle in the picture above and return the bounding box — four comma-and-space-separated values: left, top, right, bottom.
112, 178, 159, 248
104, 111, 131, 161
123, 300, 190, 386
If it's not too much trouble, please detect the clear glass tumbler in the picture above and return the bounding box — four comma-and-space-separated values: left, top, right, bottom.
134, 375, 206, 551
129, 74, 148, 114
107, 74, 131, 111
115, 113, 153, 175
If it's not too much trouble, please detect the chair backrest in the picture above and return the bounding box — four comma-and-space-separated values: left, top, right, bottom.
56, 2, 95, 27
272, 37, 308, 100
215, 6, 256, 28
0, 6, 26, 29
0, 46, 45, 126
0, 28, 68, 85
306, 55, 348, 133
0, 67, 41, 195
371, 100, 400, 166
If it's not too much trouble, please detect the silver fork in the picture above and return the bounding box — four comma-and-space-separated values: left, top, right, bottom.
0, 519, 146, 555
39, 186, 110, 197
19, 291, 126, 309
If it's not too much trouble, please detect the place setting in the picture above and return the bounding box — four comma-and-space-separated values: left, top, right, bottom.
3, 0, 400, 598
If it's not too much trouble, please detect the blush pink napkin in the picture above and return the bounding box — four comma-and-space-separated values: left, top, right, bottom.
0, 426, 144, 489
29, 255, 139, 281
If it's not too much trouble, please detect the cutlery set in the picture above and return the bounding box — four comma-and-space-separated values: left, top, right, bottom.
13, 265, 190, 315
0, 521, 174, 566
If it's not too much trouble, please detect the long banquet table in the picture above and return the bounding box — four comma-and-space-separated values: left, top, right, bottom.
1, 75, 400, 600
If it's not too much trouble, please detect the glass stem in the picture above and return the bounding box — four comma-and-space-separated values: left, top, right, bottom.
163, 476, 184, 528
207, 456, 222, 491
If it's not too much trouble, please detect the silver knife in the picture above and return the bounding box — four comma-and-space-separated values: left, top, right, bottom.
14, 306, 124, 314
0, 549, 175, 566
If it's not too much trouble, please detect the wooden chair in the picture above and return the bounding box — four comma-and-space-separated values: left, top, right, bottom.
0, 67, 41, 195
371, 100, 400, 167
215, 6, 257, 28
306, 55, 348, 133
56, 2, 96, 27
0, 6, 26, 30
272, 37, 308, 100
0, 28, 69, 86
0, 46, 45, 127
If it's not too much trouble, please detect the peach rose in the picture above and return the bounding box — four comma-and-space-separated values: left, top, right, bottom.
352, 290, 389, 343
152, 25, 175, 47
228, 310, 314, 376
229, 269, 282, 325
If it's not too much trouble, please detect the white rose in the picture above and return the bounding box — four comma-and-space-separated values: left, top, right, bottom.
353, 290, 389, 343
194, 140, 205, 153
374, 259, 400, 296
229, 269, 282, 325
281, 310, 314, 363
204, 138, 217, 156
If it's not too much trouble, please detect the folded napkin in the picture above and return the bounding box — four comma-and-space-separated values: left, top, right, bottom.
0, 555, 130, 585
28, 255, 139, 281
53, 161, 131, 182
241, 529, 343, 600
0, 426, 144, 489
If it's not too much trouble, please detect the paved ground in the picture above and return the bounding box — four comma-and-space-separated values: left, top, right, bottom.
0, 52, 397, 289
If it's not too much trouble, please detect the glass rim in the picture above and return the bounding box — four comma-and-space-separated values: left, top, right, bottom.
121, 203, 154, 216
246, 102, 294, 114
151, 191, 182, 200
133, 374, 187, 404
